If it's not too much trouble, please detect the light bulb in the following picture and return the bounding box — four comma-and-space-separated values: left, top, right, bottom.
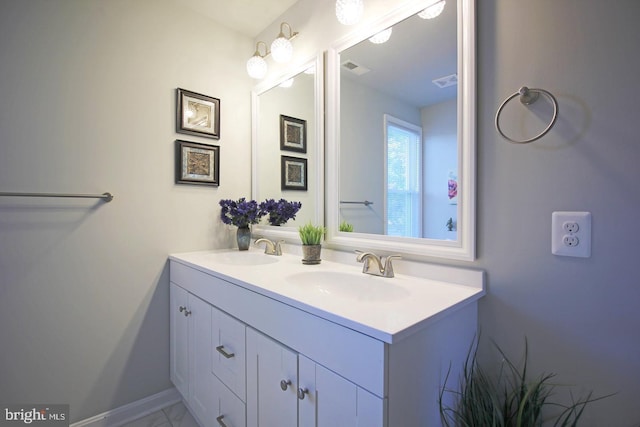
369, 27, 392, 44
279, 78, 294, 88
246, 55, 267, 79
418, 0, 446, 19
336, 0, 364, 26
271, 37, 293, 63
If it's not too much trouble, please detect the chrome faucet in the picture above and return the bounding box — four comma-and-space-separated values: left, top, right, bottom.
355, 250, 401, 278
254, 238, 284, 256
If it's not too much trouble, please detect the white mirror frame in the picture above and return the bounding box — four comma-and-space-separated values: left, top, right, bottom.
326, 0, 476, 261
251, 53, 325, 243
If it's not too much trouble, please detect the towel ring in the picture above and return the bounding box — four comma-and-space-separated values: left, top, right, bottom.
495, 86, 558, 144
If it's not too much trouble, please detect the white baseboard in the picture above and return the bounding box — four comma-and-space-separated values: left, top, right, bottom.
70, 388, 182, 427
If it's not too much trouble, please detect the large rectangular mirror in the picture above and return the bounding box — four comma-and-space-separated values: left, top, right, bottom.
326, 0, 476, 260
251, 54, 324, 241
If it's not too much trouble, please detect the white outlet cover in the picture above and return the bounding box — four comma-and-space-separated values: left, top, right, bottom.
552, 211, 592, 258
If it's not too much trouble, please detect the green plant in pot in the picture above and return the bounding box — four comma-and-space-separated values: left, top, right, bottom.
339, 220, 354, 232
439, 337, 611, 427
298, 222, 326, 264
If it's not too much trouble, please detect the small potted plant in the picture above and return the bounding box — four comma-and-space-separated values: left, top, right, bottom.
219, 197, 265, 250
259, 198, 302, 226
339, 220, 354, 232
298, 222, 326, 264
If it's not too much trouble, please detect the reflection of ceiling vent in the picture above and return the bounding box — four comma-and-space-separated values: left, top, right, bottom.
432, 73, 458, 88
342, 60, 370, 76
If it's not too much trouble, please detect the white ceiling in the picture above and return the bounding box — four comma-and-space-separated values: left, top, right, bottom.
180, 0, 299, 38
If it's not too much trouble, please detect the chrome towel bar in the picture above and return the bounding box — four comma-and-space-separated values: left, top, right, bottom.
340, 200, 373, 206
0, 191, 113, 202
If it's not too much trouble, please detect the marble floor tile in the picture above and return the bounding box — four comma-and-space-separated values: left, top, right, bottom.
162, 402, 199, 427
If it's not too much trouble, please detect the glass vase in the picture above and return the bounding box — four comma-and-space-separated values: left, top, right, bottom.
236, 226, 251, 251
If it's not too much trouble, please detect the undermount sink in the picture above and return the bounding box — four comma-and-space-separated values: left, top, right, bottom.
214, 252, 279, 265
286, 271, 410, 302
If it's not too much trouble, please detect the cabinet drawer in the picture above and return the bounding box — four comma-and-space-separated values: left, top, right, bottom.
212, 306, 246, 401
213, 374, 246, 427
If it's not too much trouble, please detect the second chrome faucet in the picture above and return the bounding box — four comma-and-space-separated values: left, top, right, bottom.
255, 238, 284, 256
355, 250, 401, 278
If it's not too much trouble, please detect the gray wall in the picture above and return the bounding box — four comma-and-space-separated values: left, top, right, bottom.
0, 0, 253, 421
422, 98, 457, 240
476, 1, 640, 425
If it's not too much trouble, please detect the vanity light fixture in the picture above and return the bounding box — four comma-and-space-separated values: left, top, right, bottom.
270, 22, 298, 63
246, 41, 269, 79
246, 23, 299, 79
369, 27, 392, 44
418, 0, 446, 19
335, 0, 364, 25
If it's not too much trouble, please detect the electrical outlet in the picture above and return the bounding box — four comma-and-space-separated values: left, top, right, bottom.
562, 234, 579, 247
552, 212, 591, 257
563, 221, 580, 234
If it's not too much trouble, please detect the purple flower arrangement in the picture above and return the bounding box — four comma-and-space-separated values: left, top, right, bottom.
219, 197, 302, 228
219, 198, 265, 228
260, 198, 302, 226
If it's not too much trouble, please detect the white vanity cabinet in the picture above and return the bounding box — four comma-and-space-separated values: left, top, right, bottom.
169, 252, 484, 427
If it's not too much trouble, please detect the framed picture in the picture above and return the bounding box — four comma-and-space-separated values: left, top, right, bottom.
177, 88, 220, 139
281, 156, 307, 191
280, 114, 307, 153
176, 140, 220, 186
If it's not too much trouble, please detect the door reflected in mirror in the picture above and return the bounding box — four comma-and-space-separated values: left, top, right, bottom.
339, 3, 457, 240
252, 56, 324, 240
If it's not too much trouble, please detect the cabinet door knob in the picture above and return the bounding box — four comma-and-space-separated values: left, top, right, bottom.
215, 345, 235, 359
297, 387, 309, 400
179, 306, 191, 316
216, 415, 228, 427
280, 379, 292, 391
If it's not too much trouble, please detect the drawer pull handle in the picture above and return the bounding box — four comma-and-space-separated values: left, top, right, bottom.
297, 387, 309, 400
179, 306, 191, 317
216, 345, 235, 359
216, 415, 228, 427
280, 379, 291, 391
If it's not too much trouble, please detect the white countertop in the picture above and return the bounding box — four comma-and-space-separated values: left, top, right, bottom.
169, 248, 485, 343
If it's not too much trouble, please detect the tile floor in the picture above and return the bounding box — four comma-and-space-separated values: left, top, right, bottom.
120, 401, 199, 427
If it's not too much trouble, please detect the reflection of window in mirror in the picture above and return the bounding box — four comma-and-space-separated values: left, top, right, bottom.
384, 114, 422, 238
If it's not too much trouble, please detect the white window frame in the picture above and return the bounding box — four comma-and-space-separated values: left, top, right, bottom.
383, 114, 423, 237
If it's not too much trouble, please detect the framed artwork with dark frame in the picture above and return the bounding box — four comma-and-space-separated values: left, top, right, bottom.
177, 88, 220, 139
280, 114, 307, 153
281, 155, 307, 191
176, 140, 220, 186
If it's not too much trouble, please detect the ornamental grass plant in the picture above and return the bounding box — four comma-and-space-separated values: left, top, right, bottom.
440, 338, 611, 427
298, 222, 326, 245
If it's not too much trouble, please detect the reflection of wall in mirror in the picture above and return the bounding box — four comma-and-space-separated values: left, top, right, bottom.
339, 76, 456, 238
422, 98, 457, 240
257, 74, 315, 225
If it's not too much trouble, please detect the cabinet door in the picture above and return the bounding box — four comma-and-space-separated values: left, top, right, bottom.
313, 361, 384, 427
189, 295, 216, 427
246, 328, 297, 427
170, 283, 189, 399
